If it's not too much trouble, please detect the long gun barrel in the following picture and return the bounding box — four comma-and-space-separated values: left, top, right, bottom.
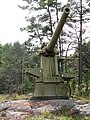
47, 7, 70, 52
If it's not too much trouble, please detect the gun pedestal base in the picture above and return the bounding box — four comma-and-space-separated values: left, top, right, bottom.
33, 78, 71, 100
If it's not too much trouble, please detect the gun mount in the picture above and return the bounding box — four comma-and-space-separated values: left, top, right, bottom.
26, 6, 73, 100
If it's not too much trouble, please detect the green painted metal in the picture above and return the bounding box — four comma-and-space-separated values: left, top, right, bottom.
47, 7, 70, 52
27, 6, 74, 99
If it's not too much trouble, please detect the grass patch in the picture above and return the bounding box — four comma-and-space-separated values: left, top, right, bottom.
25, 113, 90, 120
0, 94, 28, 102
0, 94, 6, 102
25, 110, 90, 120
72, 95, 90, 103
15, 94, 28, 100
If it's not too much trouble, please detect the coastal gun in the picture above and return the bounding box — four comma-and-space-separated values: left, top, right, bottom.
27, 6, 73, 99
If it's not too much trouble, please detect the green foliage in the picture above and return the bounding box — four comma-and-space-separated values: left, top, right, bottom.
42, 25, 51, 33
0, 41, 40, 95
39, 0, 46, 7
20, 0, 63, 48
81, 40, 90, 96
82, 41, 90, 68
22, 75, 35, 94
47, 0, 54, 6
69, 40, 90, 97
2, 42, 24, 94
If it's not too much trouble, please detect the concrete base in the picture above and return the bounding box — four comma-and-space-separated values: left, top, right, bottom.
34, 82, 71, 99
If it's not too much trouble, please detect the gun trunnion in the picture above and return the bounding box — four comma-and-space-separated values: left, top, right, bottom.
26, 6, 73, 100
